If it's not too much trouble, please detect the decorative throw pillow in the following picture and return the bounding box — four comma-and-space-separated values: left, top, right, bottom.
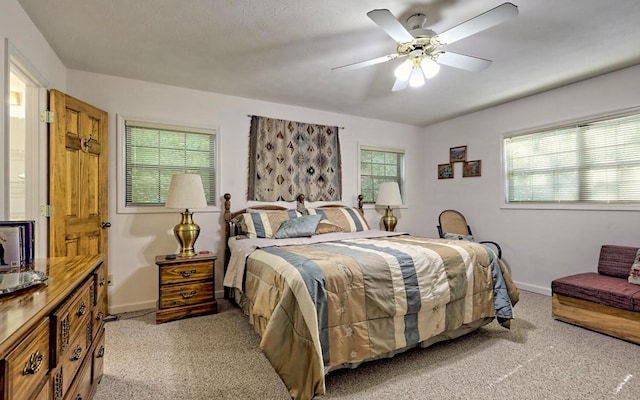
314, 219, 344, 235
232, 210, 300, 238
307, 207, 369, 232
443, 232, 475, 241
274, 214, 322, 239
628, 249, 640, 285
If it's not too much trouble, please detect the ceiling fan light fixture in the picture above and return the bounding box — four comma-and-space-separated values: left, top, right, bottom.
420, 57, 440, 79
408, 67, 426, 87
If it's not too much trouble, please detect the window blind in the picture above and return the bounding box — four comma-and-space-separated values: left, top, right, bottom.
125, 120, 217, 207
360, 147, 405, 203
505, 112, 640, 203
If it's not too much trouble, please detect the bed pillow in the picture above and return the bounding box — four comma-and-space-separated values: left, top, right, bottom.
629, 249, 640, 285
273, 214, 322, 239
443, 233, 474, 241
232, 209, 301, 238
315, 219, 344, 235
307, 207, 369, 232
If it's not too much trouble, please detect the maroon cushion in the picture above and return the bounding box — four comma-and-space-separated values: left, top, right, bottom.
598, 245, 639, 278
552, 272, 640, 311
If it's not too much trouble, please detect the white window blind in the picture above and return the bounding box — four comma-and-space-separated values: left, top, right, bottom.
125, 120, 217, 207
505, 112, 640, 203
360, 147, 405, 203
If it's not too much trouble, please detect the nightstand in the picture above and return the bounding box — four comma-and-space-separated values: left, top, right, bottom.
155, 253, 218, 324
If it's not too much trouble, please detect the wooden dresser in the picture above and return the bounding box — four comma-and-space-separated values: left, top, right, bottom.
0, 255, 106, 400
155, 253, 217, 324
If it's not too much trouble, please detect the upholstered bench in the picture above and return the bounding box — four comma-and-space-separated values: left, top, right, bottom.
551, 245, 640, 344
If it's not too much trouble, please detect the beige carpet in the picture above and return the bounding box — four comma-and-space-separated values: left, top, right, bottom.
94, 291, 639, 399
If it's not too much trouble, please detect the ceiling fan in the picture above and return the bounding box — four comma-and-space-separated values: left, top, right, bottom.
332, 2, 518, 91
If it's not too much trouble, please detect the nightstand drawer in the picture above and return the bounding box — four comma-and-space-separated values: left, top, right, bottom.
159, 261, 214, 284
159, 281, 214, 308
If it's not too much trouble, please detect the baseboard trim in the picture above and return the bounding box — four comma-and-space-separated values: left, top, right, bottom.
514, 281, 551, 296
109, 300, 157, 315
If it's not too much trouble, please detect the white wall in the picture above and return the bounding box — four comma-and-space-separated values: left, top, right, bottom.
423, 64, 640, 295
67, 70, 424, 313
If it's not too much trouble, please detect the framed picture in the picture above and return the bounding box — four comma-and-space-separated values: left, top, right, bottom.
449, 145, 467, 163
438, 163, 454, 179
463, 160, 482, 177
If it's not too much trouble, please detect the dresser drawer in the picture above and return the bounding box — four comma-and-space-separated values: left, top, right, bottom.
159, 281, 214, 308
5, 317, 50, 400
62, 352, 92, 400
159, 261, 214, 284
92, 328, 106, 386
58, 320, 91, 396
51, 277, 93, 365
92, 263, 107, 333
33, 377, 51, 400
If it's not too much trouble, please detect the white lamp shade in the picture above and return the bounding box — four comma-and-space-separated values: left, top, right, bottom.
394, 59, 413, 80
420, 58, 440, 79
376, 182, 402, 207
165, 174, 208, 209
408, 67, 426, 87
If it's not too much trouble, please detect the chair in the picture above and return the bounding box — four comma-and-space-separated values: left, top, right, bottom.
437, 209, 502, 259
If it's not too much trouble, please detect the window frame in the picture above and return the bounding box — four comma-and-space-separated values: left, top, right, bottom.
116, 115, 220, 214
501, 107, 640, 211
358, 144, 406, 205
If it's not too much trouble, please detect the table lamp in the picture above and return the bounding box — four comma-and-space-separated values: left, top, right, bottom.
165, 174, 208, 257
376, 182, 402, 231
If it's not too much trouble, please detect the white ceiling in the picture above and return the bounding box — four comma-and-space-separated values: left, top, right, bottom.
17, 0, 640, 127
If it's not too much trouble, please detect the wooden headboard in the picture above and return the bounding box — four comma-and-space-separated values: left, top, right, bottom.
222, 192, 364, 297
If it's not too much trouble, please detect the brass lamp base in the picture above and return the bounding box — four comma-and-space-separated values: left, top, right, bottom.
381, 206, 397, 232
174, 209, 200, 257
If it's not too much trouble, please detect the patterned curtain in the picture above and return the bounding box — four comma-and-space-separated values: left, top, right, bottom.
248, 116, 342, 202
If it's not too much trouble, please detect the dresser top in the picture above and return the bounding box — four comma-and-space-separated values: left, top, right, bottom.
0, 255, 104, 356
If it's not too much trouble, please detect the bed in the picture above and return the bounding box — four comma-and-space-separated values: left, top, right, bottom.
222, 193, 519, 400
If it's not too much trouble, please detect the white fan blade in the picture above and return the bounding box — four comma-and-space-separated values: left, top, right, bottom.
392, 78, 410, 92
332, 54, 404, 72
436, 51, 492, 72
367, 9, 415, 43
436, 2, 518, 45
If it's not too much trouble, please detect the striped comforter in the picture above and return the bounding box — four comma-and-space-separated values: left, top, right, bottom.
231, 234, 517, 400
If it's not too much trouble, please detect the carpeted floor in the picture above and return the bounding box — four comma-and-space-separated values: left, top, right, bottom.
93, 291, 639, 399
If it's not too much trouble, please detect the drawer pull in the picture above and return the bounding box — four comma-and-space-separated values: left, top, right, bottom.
180, 290, 197, 299
98, 346, 105, 358
77, 302, 87, 316
96, 310, 103, 321
180, 269, 197, 278
99, 276, 106, 286
23, 350, 44, 375
71, 345, 83, 361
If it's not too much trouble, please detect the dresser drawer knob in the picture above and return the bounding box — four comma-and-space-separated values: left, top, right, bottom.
77, 302, 87, 316
71, 345, 83, 361
23, 350, 44, 375
97, 346, 105, 358
96, 310, 103, 321
181, 290, 197, 299
180, 269, 197, 278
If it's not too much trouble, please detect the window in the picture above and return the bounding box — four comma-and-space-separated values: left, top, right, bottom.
123, 119, 217, 209
360, 146, 405, 204
504, 111, 640, 204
